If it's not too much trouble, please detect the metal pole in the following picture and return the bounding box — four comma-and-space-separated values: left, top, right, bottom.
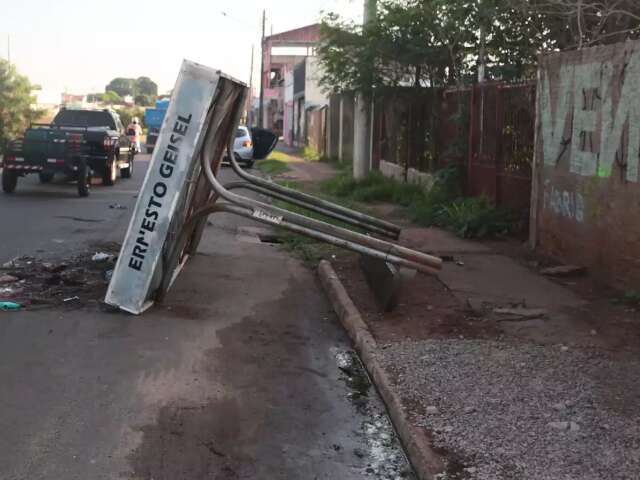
248, 44, 255, 126
200, 123, 442, 271
353, 0, 377, 180
224, 180, 396, 238
228, 151, 402, 238
258, 10, 266, 128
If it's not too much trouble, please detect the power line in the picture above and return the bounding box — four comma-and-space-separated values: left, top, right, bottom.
220, 11, 261, 31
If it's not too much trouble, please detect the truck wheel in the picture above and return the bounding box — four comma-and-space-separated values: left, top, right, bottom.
102, 154, 118, 186
39, 172, 55, 183
2, 170, 18, 193
77, 162, 90, 197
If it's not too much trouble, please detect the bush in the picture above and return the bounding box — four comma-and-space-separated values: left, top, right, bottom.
320, 169, 427, 206
438, 197, 516, 238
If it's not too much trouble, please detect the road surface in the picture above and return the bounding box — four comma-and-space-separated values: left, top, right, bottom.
0, 157, 413, 479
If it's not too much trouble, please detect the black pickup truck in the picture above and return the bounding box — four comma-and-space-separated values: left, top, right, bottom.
2, 108, 135, 197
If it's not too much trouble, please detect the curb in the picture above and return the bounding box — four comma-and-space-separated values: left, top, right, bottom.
318, 260, 444, 480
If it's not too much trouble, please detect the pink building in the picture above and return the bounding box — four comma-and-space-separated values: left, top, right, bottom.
260, 24, 320, 145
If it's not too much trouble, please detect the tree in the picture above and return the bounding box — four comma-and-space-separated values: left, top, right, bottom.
318, 0, 552, 95
103, 90, 122, 105
509, 0, 640, 49
105, 77, 134, 97
134, 94, 154, 106
319, 0, 638, 95
0, 59, 40, 153
135, 77, 158, 97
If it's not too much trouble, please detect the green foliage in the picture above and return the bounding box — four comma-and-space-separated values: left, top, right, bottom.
105, 78, 134, 97
0, 59, 41, 153
103, 90, 122, 104
436, 197, 515, 238
321, 169, 425, 206
303, 145, 321, 161
115, 106, 146, 129
87, 92, 104, 103
135, 76, 158, 97
256, 159, 290, 175
105, 77, 158, 99
318, 0, 565, 95
134, 94, 154, 106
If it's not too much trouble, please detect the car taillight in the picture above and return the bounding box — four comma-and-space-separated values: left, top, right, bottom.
103, 137, 115, 149
243, 140, 253, 148
4, 155, 16, 162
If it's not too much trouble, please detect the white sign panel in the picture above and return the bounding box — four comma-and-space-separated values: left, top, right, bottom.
106, 60, 225, 314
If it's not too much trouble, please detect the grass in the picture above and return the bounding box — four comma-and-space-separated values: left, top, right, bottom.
317, 164, 518, 239
255, 149, 302, 176
255, 158, 290, 175
271, 198, 348, 267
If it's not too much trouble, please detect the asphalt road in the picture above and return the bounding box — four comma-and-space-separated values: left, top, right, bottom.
0, 158, 146, 264
0, 157, 413, 479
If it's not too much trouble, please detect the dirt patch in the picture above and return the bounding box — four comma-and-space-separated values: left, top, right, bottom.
331, 252, 501, 344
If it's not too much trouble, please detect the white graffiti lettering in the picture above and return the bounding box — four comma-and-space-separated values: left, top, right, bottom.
544, 185, 585, 223
540, 48, 640, 181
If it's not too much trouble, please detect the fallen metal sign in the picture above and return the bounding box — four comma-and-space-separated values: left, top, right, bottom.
107, 60, 443, 315
106, 60, 245, 314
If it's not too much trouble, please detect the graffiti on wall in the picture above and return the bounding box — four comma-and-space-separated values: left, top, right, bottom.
543, 182, 585, 223
540, 47, 640, 182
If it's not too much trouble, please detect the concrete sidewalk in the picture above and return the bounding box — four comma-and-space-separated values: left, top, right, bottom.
402, 227, 584, 309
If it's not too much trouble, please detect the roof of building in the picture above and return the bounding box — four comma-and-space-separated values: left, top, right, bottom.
265, 23, 320, 46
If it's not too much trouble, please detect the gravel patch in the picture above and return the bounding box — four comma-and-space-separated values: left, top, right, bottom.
377, 340, 640, 480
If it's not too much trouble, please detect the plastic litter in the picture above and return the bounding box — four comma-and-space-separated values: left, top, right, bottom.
63, 296, 80, 303
0, 302, 22, 311
109, 203, 128, 210
92, 252, 114, 262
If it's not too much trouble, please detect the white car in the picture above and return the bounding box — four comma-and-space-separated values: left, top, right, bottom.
223, 126, 278, 169
233, 126, 255, 168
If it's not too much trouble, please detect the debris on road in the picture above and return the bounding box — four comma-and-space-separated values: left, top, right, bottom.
0, 301, 22, 311
493, 307, 548, 320
109, 203, 128, 210
540, 265, 586, 277
92, 252, 115, 262
0, 248, 120, 309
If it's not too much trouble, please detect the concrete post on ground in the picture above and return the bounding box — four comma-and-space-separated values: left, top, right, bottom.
353, 0, 377, 180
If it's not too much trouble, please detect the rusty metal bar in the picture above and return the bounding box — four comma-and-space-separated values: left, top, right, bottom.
198, 133, 442, 272
166, 201, 439, 278
227, 150, 402, 239
223, 180, 395, 238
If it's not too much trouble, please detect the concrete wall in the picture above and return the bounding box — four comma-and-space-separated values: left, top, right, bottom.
379, 161, 435, 187
532, 39, 640, 287
304, 57, 328, 108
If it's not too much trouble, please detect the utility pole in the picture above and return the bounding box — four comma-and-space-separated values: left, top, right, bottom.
248, 44, 255, 126
353, 0, 377, 180
258, 10, 266, 129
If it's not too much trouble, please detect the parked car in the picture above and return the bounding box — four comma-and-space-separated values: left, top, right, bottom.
226, 126, 279, 168
1, 108, 134, 197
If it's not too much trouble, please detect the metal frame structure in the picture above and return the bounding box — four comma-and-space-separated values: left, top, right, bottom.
106, 61, 441, 315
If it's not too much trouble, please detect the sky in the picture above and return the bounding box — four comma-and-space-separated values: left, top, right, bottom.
0, 0, 361, 100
